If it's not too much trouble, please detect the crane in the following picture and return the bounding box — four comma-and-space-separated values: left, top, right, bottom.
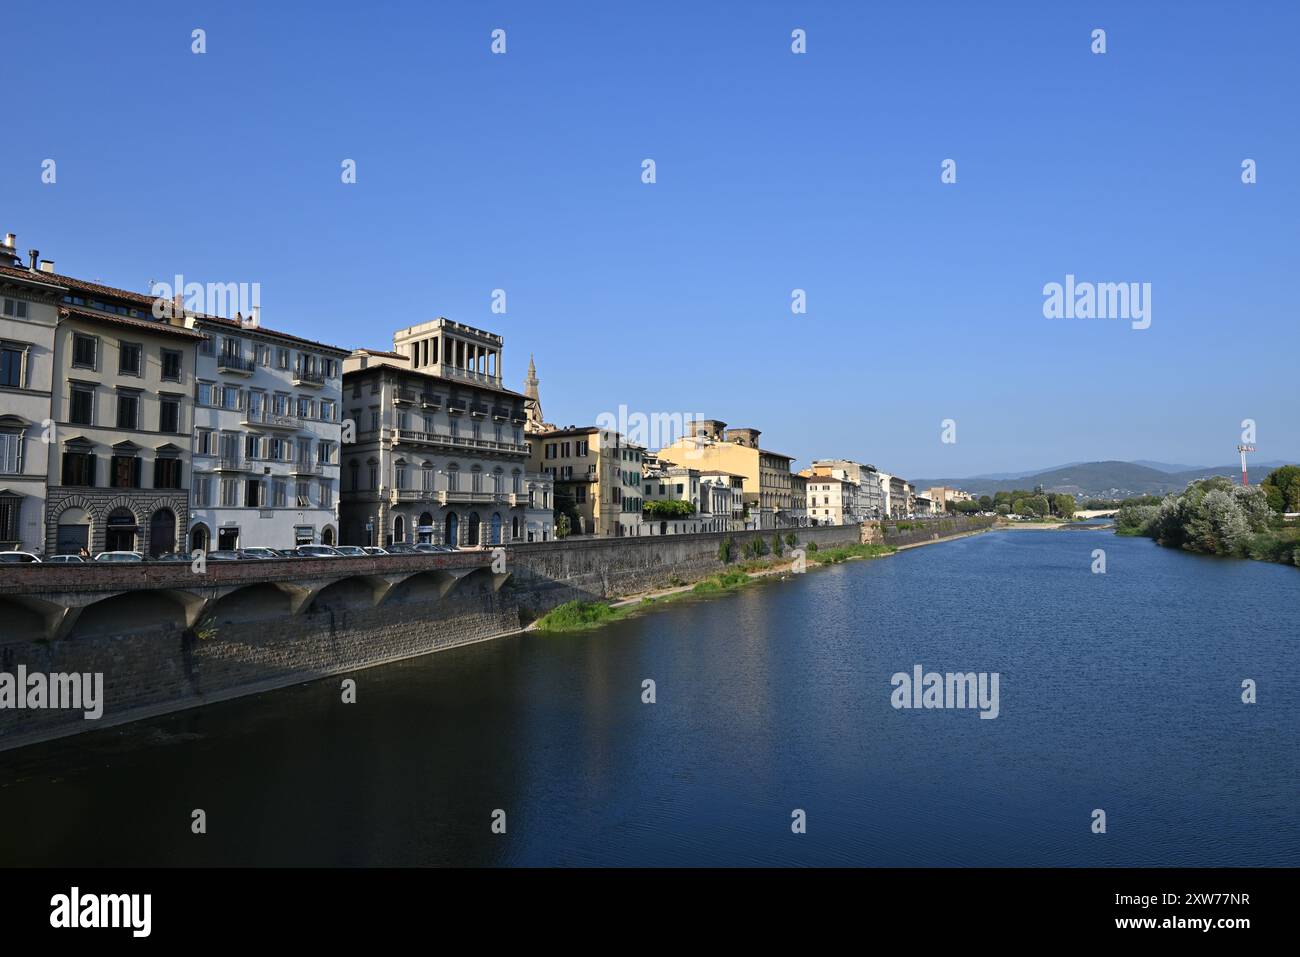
1236, 444, 1255, 485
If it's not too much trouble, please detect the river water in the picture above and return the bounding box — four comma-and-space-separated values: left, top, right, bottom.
1, 528, 1295, 866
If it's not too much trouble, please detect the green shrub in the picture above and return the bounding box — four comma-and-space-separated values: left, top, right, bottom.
807, 541, 819, 552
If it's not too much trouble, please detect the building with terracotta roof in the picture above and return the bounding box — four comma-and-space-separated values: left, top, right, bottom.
0, 236, 208, 557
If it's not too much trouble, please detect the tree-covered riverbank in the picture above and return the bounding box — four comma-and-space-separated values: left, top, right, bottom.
1115, 467, 1300, 566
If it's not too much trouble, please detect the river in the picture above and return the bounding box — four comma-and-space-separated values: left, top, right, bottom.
1, 528, 1295, 866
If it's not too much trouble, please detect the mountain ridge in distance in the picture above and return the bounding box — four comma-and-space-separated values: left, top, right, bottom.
911, 459, 1294, 499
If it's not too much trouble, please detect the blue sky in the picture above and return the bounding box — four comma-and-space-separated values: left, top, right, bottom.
4, 1, 1297, 477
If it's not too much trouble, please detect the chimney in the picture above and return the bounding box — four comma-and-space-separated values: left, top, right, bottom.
27, 249, 38, 270
249, 305, 261, 327
38, 259, 55, 274
3, 233, 14, 249
0, 234, 18, 267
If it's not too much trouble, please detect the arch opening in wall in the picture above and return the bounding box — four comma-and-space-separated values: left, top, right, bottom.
56, 505, 93, 555
149, 508, 177, 557
104, 507, 139, 553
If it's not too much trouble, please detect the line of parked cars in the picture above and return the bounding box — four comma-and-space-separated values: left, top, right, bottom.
0, 543, 467, 563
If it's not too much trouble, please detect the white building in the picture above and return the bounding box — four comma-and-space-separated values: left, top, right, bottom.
523, 471, 555, 542
0, 237, 58, 553
186, 314, 348, 551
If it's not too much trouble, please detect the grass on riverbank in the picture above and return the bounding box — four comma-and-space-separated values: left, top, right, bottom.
533, 600, 634, 632
806, 542, 895, 564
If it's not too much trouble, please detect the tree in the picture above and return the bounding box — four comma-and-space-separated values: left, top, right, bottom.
1052, 494, 1076, 519
1261, 465, 1300, 514
555, 514, 572, 539
978, 496, 994, 512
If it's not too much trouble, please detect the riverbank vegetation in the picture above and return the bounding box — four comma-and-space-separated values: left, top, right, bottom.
805, 542, 895, 564
1116, 469, 1300, 566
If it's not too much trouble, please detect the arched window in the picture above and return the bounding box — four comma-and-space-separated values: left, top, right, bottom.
490, 512, 502, 544
189, 523, 210, 554
349, 459, 360, 491
444, 511, 459, 547
466, 511, 481, 546
394, 515, 405, 543
511, 516, 520, 541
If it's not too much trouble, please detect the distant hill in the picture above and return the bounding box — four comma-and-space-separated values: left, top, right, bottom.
911, 460, 1294, 499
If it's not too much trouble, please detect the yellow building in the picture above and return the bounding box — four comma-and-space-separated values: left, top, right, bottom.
529, 426, 645, 536
656, 419, 795, 529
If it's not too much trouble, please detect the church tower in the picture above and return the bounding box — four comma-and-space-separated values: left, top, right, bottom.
523, 354, 550, 433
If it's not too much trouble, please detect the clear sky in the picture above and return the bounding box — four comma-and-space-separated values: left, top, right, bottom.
4, 1, 1296, 477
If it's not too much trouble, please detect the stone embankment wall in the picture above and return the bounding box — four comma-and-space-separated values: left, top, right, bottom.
0, 519, 989, 749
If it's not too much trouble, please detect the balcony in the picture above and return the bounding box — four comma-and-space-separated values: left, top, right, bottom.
213, 456, 248, 472
437, 489, 500, 505
469, 403, 489, 417
492, 406, 510, 420
389, 428, 528, 456
242, 410, 302, 431
447, 399, 468, 414
394, 387, 418, 404
291, 460, 324, 475
217, 353, 255, 375
293, 368, 325, 387
420, 392, 441, 409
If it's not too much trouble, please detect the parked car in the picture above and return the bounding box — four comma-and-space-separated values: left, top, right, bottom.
239, 547, 281, 560
0, 551, 41, 563
45, 554, 84, 564
274, 548, 301, 558
205, 550, 243, 561
153, 552, 191, 562
362, 546, 389, 556
384, 543, 420, 554
333, 545, 368, 557
414, 543, 456, 553
94, 551, 143, 562
295, 544, 342, 558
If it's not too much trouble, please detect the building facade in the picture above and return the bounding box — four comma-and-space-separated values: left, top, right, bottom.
530, 426, 645, 537
41, 280, 202, 556
341, 320, 532, 548
656, 419, 796, 528
0, 239, 59, 552
185, 315, 347, 551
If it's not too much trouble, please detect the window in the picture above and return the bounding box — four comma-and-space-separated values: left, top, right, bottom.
245, 478, 262, 507
368, 462, 378, 490
159, 396, 181, 433
221, 386, 240, 410
296, 480, 311, 507
395, 461, 408, 489
317, 440, 334, 464
161, 349, 182, 381
72, 333, 97, 369
110, 452, 142, 488
245, 434, 260, 459
276, 347, 289, 370
199, 335, 215, 356
319, 480, 333, 508
62, 448, 96, 486
576, 486, 587, 503
369, 410, 380, 432
69, 384, 94, 425
0, 431, 22, 473
194, 475, 212, 507
248, 391, 265, 420
154, 457, 182, 489
273, 479, 287, 508
220, 478, 240, 507
119, 342, 142, 375
320, 399, 335, 421
116, 392, 140, 429
0, 343, 24, 387
0, 493, 18, 544
2, 298, 29, 319
297, 397, 311, 418
197, 381, 214, 407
